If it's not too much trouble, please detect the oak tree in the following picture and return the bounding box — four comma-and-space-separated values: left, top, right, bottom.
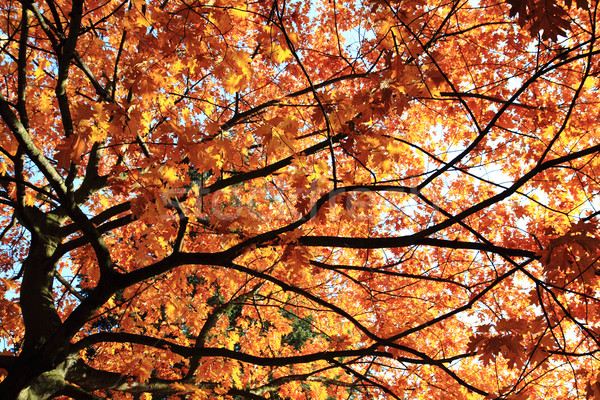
1, 0, 600, 399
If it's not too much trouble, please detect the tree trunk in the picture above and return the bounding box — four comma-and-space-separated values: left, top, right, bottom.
0, 211, 67, 399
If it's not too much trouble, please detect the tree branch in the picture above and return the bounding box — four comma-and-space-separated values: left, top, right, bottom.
299, 236, 537, 258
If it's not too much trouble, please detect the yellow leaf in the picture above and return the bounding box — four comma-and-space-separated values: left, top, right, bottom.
161, 166, 179, 184
270, 43, 293, 63
165, 302, 176, 319
314, 160, 328, 174
230, 8, 247, 19
223, 71, 248, 93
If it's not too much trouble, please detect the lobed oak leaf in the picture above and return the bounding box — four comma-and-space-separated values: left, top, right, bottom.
159, 165, 181, 185
164, 302, 177, 319
468, 331, 526, 369
136, 358, 154, 383
538, 221, 600, 285
223, 71, 249, 94
281, 243, 310, 271
587, 372, 600, 400
507, 0, 580, 40
55, 134, 87, 169
270, 42, 293, 63
279, 228, 304, 244
496, 318, 530, 333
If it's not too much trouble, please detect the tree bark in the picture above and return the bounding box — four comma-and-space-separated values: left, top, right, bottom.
0, 210, 67, 399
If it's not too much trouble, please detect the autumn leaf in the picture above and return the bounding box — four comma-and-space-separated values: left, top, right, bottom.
507, 0, 587, 40
55, 133, 87, 169
538, 221, 600, 285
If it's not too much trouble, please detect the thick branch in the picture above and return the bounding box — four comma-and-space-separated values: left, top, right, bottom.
0, 354, 16, 370
55, 0, 84, 138
73, 142, 108, 205
66, 359, 179, 395
299, 236, 537, 258
17, 6, 30, 131
0, 92, 67, 195
73, 332, 422, 367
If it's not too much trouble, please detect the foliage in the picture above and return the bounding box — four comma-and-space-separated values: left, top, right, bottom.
0, 0, 600, 399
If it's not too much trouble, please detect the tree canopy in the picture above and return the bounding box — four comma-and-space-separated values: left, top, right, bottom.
1, 0, 600, 399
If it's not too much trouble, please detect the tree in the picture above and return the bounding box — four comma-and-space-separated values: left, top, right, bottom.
0, 0, 600, 398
